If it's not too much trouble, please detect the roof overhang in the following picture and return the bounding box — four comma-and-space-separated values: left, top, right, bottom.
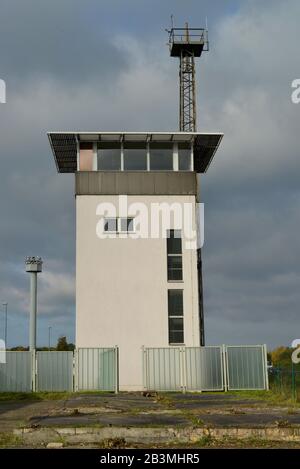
47, 131, 223, 173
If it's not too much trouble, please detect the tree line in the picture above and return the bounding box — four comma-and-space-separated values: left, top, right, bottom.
9, 336, 75, 351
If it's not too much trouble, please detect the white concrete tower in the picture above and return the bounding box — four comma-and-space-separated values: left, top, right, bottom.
48, 131, 223, 390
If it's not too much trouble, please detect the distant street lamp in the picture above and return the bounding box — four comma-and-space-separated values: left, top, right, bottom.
2, 303, 8, 348
48, 326, 52, 351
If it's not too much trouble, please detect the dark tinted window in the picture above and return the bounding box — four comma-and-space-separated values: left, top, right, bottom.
167, 256, 183, 280
178, 143, 191, 171
150, 143, 173, 170
98, 143, 121, 170
120, 218, 134, 232
104, 218, 117, 232
168, 290, 183, 316
168, 319, 184, 344
168, 290, 184, 344
167, 230, 182, 254
124, 143, 147, 170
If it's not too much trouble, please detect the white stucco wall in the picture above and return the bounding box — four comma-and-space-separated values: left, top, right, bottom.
76, 195, 199, 390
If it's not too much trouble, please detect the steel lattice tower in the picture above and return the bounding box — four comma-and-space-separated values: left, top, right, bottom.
167, 22, 209, 131
179, 50, 197, 132
167, 22, 209, 345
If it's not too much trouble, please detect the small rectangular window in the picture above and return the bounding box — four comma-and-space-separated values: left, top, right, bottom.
168, 290, 184, 344
104, 218, 117, 232
103, 217, 134, 233
167, 230, 183, 281
120, 218, 134, 232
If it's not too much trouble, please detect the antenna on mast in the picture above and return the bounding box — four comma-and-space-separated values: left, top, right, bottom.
170, 14, 174, 30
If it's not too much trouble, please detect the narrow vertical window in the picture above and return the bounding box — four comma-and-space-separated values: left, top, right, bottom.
167, 229, 183, 281
178, 142, 192, 170
168, 290, 184, 344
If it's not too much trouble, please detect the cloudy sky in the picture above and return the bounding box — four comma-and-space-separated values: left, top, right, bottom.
0, 0, 299, 349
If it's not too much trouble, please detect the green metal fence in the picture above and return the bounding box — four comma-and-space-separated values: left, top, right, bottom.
143, 347, 183, 391
0, 345, 268, 393
225, 345, 268, 390
186, 346, 224, 391
143, 345, 268, 392
0, 351, 32, 392
0, 348, 118, 393
36, 351, 74, 392
75, 347, 118, 392
269, 367, 300, 401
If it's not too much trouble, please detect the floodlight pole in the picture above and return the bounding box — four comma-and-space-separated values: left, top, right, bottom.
25, 257, 43, 351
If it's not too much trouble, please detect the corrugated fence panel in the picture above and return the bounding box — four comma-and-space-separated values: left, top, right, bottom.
144, 347, 182, 391
0, 352, 32, 392
37, 352, 74, 391
144, 346, 267, 392
226, 346, 266, 390
77, 348, 116, 391
185, 347, 224, 391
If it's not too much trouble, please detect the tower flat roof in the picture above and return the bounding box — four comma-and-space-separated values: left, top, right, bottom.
47, 131, 223, 173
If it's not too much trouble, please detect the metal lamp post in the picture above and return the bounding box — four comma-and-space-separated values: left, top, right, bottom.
2, 302, 7, 348
25, 256, 43, 351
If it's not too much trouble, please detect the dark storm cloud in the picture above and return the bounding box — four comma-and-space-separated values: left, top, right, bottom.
200, 0, 300, 347
0, 0, 128, 86
0, 0, 299, 348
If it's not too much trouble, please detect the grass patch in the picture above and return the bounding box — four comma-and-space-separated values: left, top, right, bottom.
0, 392, 72, 402
0, 391, 115, 402
194, 435, 214, 447
0, 432, 22, 448
229, 389, 300, 407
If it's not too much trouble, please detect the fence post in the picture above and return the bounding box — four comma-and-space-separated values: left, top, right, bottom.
291, 363, 296, 401
142, 346, 147, 391
31, 350, 36, 392
222, 345, 228, 392
181, 347, 187, 394
263, 344, 269, 391
73, 349, 78, 392
114, 345, 119, 394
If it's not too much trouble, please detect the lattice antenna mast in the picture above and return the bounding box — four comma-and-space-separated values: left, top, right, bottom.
166, 21, 209, 346
167, 21, 209, 131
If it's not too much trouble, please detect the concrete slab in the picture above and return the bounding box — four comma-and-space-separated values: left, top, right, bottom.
2, 391, 300, 448
65, 397, 160, 411
200, 413, 300, 428
29, 413, 191, 427
28, 413, 191, 427
166, 393, 239, 400
173, 399, 261, 409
